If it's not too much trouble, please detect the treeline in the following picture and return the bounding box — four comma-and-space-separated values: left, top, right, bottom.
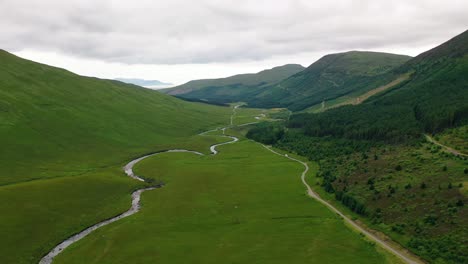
288, 105, 421, 143
408, 234, 467, 264
246, 122, 285, 145
335, 191, 367, 215
173, 96, 229, 106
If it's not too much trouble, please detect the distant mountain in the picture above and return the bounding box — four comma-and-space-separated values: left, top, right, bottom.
247, 51, 412, 111
115, 78, 173, 88
160, 64, 305, 103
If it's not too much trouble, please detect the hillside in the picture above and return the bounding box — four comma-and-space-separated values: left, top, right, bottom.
247, 51, 412, 111
0, 50, 231, 263
246, 30, 468, 263
0, 50, 232, 185
161, 64, 305, 103
289, 30, 468, 140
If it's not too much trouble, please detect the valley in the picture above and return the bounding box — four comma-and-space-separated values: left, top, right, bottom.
0, 16, 466, 264
49, 106, 406, 264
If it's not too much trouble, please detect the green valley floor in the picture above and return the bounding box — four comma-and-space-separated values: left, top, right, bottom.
51, 116, 401, 264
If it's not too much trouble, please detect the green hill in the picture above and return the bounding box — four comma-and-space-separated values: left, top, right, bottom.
0, 50, 231, 263
247, 51, 412, 111
161, 64, 305, 104
0, 50, 231, 185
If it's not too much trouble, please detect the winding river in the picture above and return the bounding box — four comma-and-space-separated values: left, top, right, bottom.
39, 105, 420, 264
39, 107, 244, 264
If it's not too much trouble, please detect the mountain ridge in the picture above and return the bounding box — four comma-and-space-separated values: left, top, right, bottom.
247, 51, 412, 110
160, 64, 305, 103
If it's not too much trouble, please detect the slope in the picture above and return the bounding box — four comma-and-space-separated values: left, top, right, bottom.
0, 50, 231, 185
0, 50, 231, 263
161, 64, 305, 104
288, 29, 468, 140
248, 51, 411, 111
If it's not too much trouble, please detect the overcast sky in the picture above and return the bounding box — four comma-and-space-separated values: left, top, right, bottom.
1, 0, 468, 85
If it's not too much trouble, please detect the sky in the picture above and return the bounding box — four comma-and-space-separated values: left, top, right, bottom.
1, 0, 468, 85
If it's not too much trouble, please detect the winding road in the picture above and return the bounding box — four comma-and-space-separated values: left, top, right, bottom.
425, 134, 467, 157
40, 105, 421, 264
261, 145, 423, 264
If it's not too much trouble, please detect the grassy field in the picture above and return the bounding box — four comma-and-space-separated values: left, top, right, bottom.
231, 106, 264, 125
54, 133, 398, 263
232, 106, 290, 125
0, 170, 139, 264
0, 134, 231, 264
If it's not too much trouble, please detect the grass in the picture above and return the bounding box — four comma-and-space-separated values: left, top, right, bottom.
0, 135, 230, 264
55, 135, 396, 263
232, 106, 289, 125
0, 170, 138, 264
232, 106, 264, 125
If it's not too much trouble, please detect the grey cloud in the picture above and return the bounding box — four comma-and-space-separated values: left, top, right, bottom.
1, 0, 467, 64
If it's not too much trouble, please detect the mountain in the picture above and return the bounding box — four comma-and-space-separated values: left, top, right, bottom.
114, 78, 173, 88
289, 29, 468, 140
246, 30, 468, 263
247, 51, 412, 111
161, 64, 305, 103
